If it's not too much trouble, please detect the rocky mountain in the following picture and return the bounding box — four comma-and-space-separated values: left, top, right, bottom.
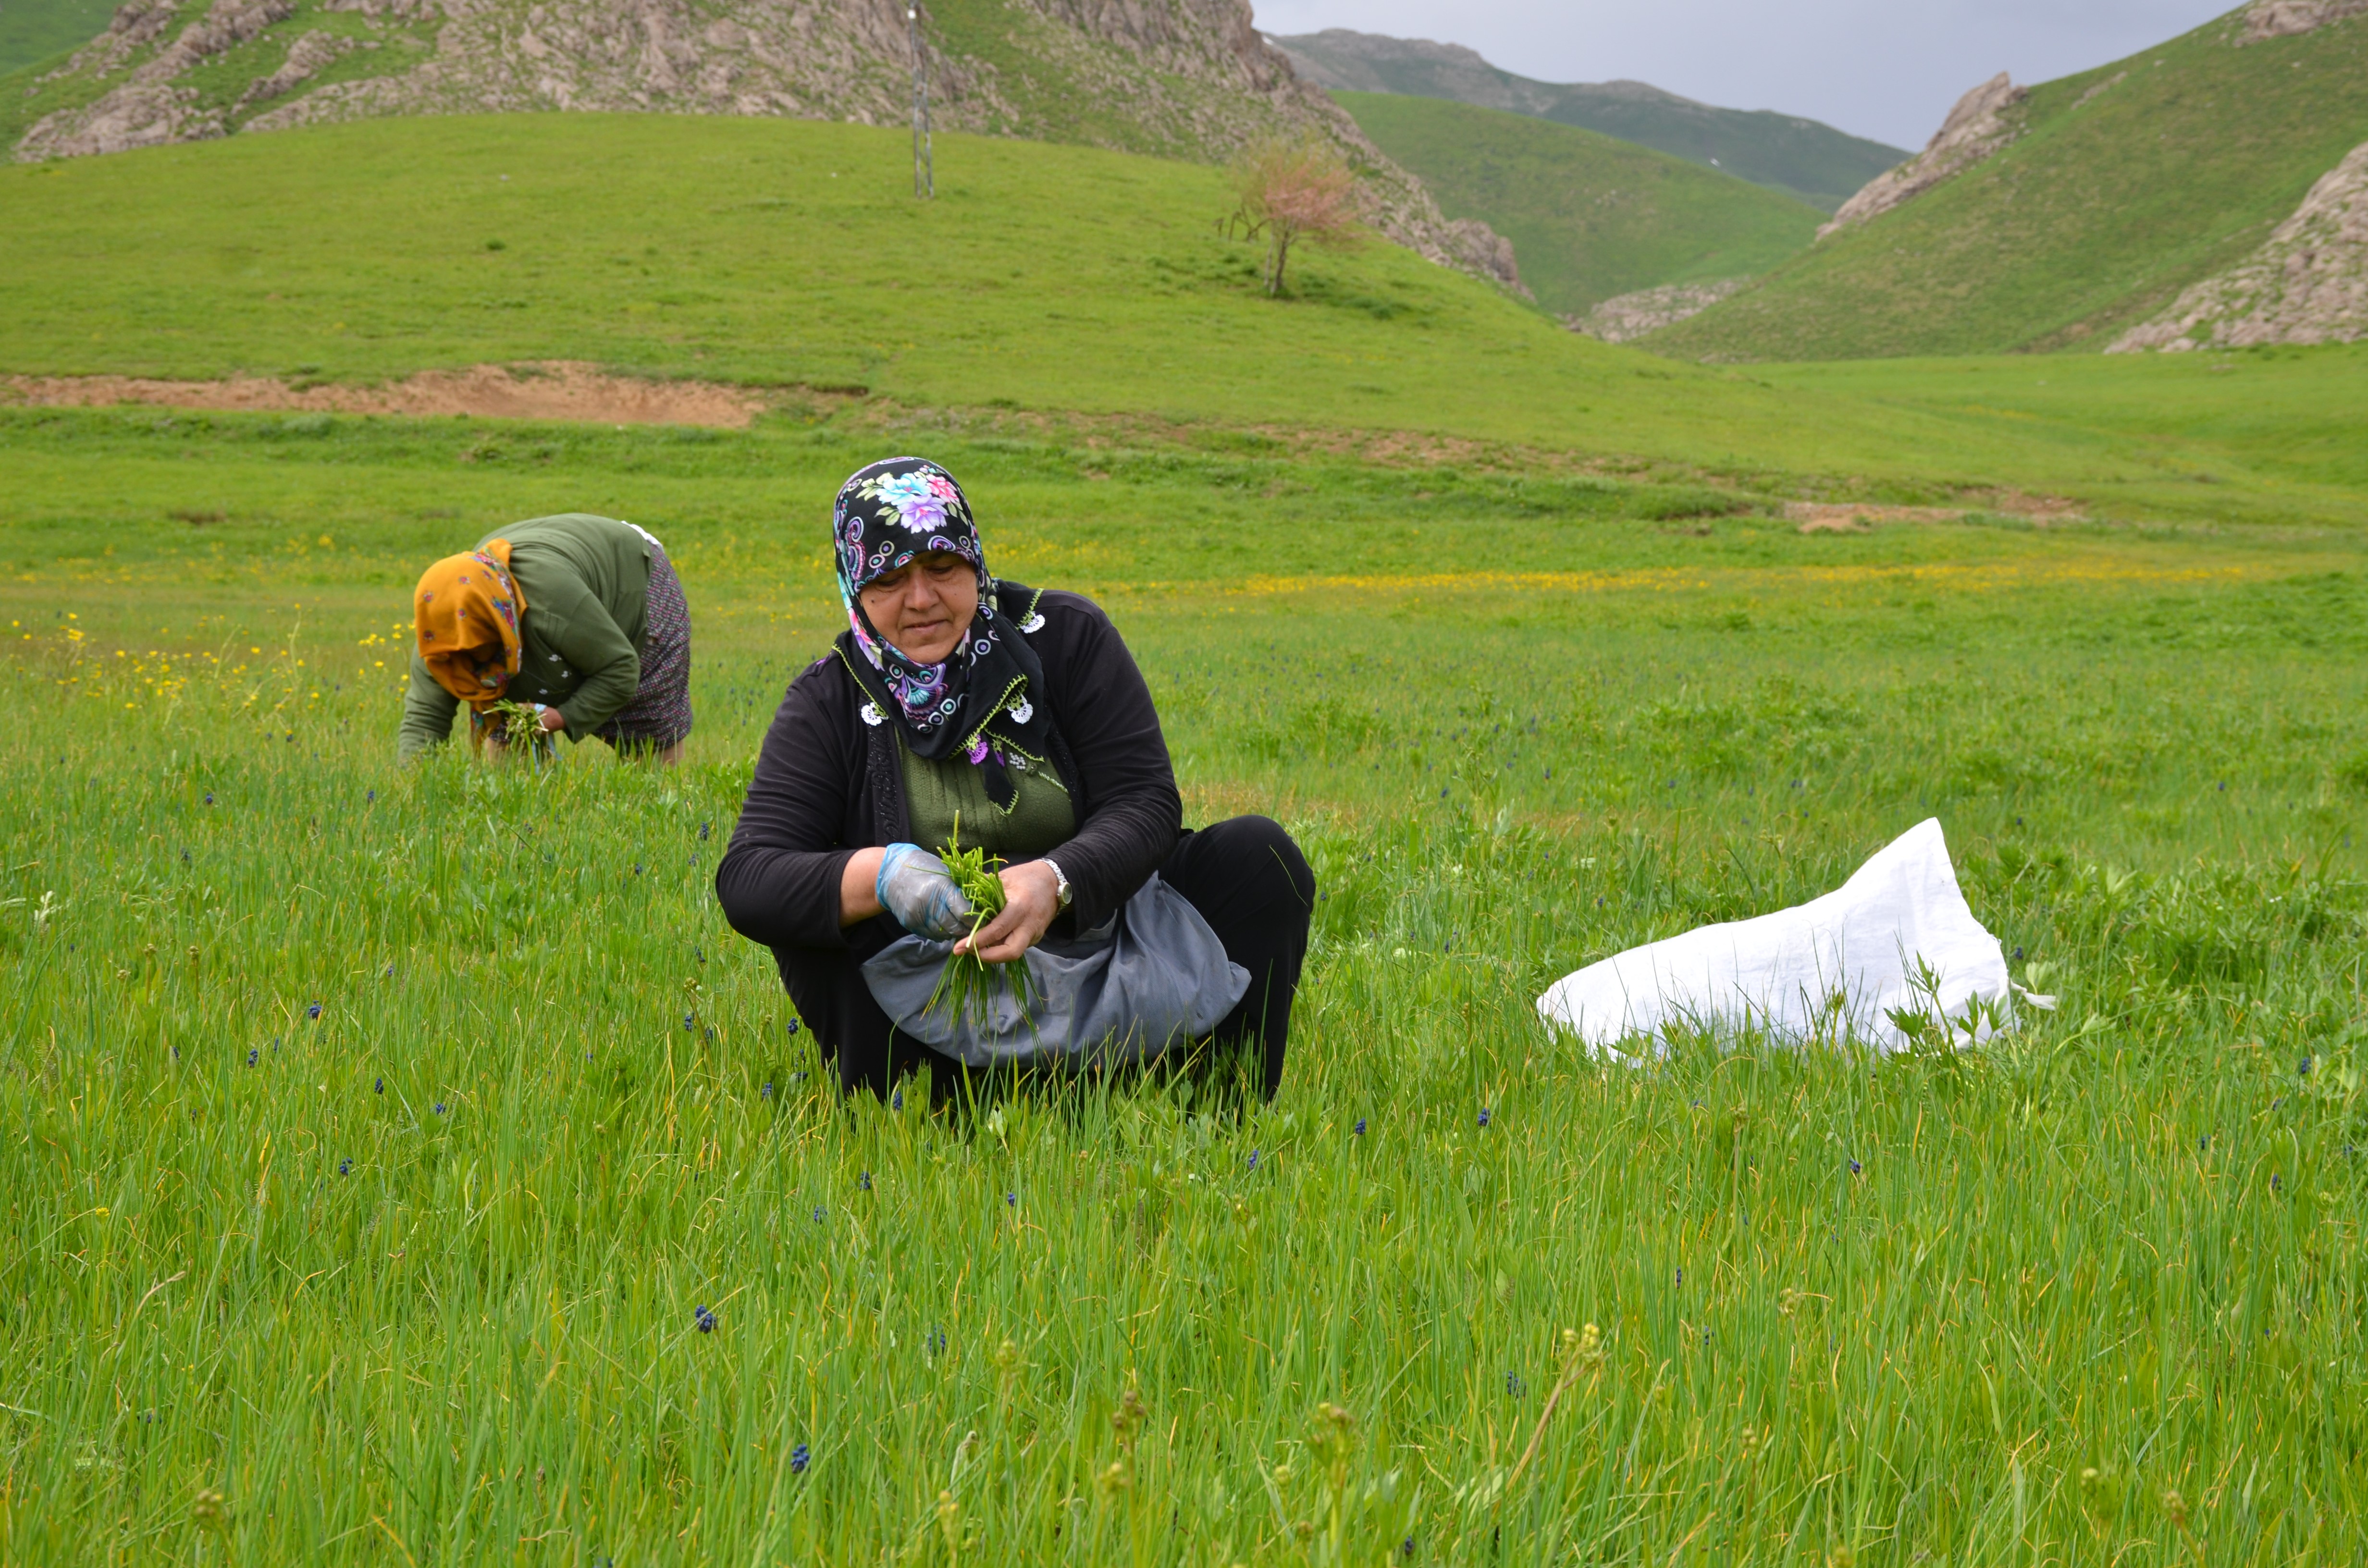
1, 0, 1522, 290
2109, 139, 2368, 350
1813, 72, 2023, 239
1267, 27, 1904, 212
1647, 0, 2368, 359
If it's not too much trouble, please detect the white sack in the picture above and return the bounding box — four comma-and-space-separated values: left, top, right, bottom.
1536, 818, 2010, 1059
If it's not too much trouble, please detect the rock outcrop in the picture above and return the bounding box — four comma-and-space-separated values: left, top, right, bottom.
12, 0, 1522, 292
2243, 0, 2368, 41
2109, 139, 2368, 351
1816, 72, 2025, 239
1566, 278, 1747, 343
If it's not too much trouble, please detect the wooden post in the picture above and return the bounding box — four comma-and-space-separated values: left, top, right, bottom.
909, 5, 933, 199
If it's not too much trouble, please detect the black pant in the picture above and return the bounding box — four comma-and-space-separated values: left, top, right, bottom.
776, 816, 1316, 1104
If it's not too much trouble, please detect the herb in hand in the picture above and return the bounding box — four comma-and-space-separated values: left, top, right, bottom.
927, 813, 1038, 1027
485, 698, 555, 763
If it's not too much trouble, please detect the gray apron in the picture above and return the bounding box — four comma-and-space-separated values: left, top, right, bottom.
860, 875, 1249, 1067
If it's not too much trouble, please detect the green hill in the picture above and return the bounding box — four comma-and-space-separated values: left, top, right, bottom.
0, 0, 1518, 294
0, 0, 108, 76
1649, 5, 2368, 360
1531, 91, 1901, 215
2, 112, 2365, 527
1334, 90, 1821, 317
0, 112, 1955, 480
1273, 29, 1906, 211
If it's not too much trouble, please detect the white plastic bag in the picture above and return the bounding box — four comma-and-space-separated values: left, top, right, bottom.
1536, 819, 2012, 1059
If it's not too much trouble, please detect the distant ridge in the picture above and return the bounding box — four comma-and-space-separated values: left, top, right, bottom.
1268, 27, 1905, 212
0, 0, 1522, 291
1335, 91, 1821, 319
1648, 0, 2368, 359
0, 0, 111, 76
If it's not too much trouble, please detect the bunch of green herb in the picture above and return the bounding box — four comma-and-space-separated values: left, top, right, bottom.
928, 813, 1039, 1028
484, 698, 556, 765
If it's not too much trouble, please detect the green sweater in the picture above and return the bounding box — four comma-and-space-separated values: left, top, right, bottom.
900, 738, 1077, 864
398, 514, 654, 759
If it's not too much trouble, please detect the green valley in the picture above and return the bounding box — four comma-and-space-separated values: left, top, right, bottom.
1332, 91, 1822, 318
1651, 5, 2368, 359
1273, 27, 1906, 211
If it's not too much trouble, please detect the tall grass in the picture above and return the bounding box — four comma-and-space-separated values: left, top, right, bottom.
4, 411, 2367, 1563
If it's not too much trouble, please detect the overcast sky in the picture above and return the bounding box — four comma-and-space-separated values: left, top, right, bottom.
1253, 0, 2238, 148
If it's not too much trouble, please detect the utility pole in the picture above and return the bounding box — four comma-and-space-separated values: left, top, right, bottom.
908, 5, 933, 199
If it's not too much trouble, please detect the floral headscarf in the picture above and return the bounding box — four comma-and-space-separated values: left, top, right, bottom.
414, 541, 527, 712
832, 457, 1047, 806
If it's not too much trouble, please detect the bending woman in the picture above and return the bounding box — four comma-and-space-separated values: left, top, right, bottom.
715, 457, 1314, 1103
398, 513, 693, 762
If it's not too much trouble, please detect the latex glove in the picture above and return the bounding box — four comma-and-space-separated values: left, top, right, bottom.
875, 843, 973, 940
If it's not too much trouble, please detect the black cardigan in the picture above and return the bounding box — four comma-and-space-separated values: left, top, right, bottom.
715, 591, 1183, 957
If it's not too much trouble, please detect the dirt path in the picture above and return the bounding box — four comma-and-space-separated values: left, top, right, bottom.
0, 361, 770, 428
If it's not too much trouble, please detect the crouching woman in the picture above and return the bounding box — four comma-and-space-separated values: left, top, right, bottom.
399, 513, 693, 762
715, 458, 1314, 1104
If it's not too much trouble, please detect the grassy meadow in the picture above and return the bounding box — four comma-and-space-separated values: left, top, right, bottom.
6, 107, 2368, 1566
5, 395, 2368, 1565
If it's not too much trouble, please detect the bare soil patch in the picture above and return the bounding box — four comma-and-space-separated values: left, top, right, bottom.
0, 362, 770, 428
1786, 492, 2086, 533
1788, 503, 1967, 534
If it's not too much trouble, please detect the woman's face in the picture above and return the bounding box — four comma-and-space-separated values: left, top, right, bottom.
858, 551, 979, 663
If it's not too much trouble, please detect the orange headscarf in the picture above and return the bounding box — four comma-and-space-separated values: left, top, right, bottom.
414, 540, 528, 712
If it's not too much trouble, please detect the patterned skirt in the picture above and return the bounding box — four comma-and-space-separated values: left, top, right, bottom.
593, 543, 694, 752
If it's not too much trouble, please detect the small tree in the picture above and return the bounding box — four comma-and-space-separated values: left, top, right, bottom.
1225, 138, 1361, 296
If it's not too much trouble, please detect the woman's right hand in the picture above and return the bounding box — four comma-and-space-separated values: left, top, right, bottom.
870, 844, 974, 938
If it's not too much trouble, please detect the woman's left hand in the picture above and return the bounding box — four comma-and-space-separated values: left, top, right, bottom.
956, 860, 1061, 964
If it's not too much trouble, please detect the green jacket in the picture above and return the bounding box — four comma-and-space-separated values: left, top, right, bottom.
398, 514, 654, 759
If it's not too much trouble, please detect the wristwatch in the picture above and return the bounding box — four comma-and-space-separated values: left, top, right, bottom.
1042, 857, 1073, 910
